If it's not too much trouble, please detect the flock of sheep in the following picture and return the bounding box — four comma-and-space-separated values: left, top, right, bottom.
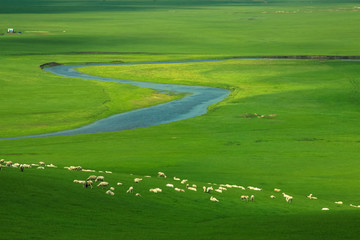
1, 158, 359, 211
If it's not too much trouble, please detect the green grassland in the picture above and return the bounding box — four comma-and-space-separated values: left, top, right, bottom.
1, 0, 360, 239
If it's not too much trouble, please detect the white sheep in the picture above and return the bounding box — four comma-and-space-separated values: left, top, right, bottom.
334, 201, 343, 205
106, 190, 115, 196
37, 166, 45, 170
241, 195, 249, 201
270, 195, 276, 199
181, 179, 188, 184
126, 186, 134, 193
250, 195, 255, 202
110, 187, 115, 191
87, 175, 97, 181
96, 176, 105, 182
144, 176, 152, 178
166, 183, 174, 188
97, 182, 109, 188
134, 178, 142, 183
68, 166, 82, 171
149, 188, 162, 193
13, 163, 20, 168
134, 178, 143, 183
210, 196, 219, 202
174, 188, 185, 192
0, 159, 4, 164
157, 172, 167, 178
173, 177, 180, 181
321, 208, 329, 211
105, 171, 112, 174
39, 161, 45, 166
117, 182, 123, 186
136, 193, 142, 197
307, 193, 317, 200
6, 161, 13, 167
84, 180, 93, 189
23, 164, 32, 168
206, 186, 213, 193
46, 164, 57, 168
215, 189, 222, 193
274, 188, 281, 192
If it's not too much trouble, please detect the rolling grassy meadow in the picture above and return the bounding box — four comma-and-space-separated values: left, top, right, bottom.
1, 0, 360, 239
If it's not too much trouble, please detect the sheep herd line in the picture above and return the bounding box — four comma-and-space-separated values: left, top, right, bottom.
1, 158, 359, 211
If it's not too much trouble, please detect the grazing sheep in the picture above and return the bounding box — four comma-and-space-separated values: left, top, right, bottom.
307, 193, 317, 200
39, 162, 45, 166
117, 182, 123, 186
215, 189, 222, 193
149, 188, 162, 193
31, 164, 39, 167
13, 163, 20, 168
23, 164, 31, 168
84, 180, 93, 189
175, 188, 185, 192
106, 190, 115, 196
105, 171, 112, 174
97, 182, 109, 188
350, 204, 357, 208
218, 187, 227, 191
144, 176, 151, 178
286, 196, 293, 203
173, 177, 180, 181
206, 186, 213, 193
321, 208, 329, 211
270, 195, 276, 199
0, 159, 4, 164
134, 178, 143, 183
192, 184, 197, 188
186, 185, 197, 191
110, 187, 115, 191
6, 161, 13, 167
96, 176, 105, 182
166, 183, 174, 188
241, 195, 249, 201
274, 188, 281, 192
87, 175, 97, 181
68, 166, 82, 171
126, 186, 134, 193
250, 195, 255, 202
210, 196, 219, 202
19, 164, 24, 172
181, 179, 188, 184
37, 166, 45, 170
334, 201, 343, 205
136, 193, 142, 197
46, 164, 57, 168
203, 186, 206, 192
158, 172, 167, 178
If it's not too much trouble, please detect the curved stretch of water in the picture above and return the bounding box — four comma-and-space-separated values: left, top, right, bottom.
2, 59, 231, 140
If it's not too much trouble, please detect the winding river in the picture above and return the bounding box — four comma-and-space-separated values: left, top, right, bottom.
1, 59, 231, 140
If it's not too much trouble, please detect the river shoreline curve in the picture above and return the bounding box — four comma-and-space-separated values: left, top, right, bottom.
1, 59, 231, 140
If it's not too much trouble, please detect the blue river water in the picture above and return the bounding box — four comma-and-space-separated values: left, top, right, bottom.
1, 59, 231, 140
